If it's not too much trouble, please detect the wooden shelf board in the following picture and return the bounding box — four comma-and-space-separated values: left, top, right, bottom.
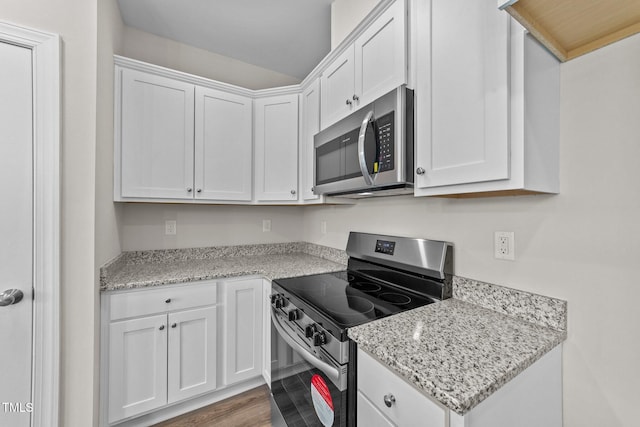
505, 0, 640, 61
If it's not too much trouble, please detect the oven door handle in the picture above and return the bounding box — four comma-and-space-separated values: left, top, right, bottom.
270, 308, 341, 384
357, 110, 376, 186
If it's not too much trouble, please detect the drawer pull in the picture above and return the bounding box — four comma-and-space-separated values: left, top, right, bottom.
171, 323, 177, 328
383, 394, 396, 408
165, 298, 171, 303
159, 325, 165, 331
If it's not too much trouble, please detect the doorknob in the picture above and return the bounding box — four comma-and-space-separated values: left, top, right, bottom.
0, 289, 24, 306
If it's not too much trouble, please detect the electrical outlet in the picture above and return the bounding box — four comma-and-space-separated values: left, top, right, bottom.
165, 220, 177, 235
494, 231, 515, 260
262, 219, 271, 232
320, 221, 327, 235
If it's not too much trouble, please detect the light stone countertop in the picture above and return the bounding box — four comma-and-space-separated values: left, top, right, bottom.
348, 297, 567, 415
100, 242, 347, 292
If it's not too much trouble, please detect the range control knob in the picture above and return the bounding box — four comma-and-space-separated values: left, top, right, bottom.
312, 331, 327, 347
270, 294, 286, 308
305, 324, 318, 338
288, 309, 301, 321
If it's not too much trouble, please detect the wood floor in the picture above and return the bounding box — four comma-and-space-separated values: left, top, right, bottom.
154, 385, 272, 427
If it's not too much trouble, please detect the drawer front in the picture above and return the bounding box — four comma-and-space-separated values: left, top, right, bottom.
109, 281, 217, 320
357, 391, 395, 427
357, 349, 446, 427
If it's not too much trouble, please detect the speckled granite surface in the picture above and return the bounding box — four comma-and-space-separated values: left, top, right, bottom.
453, 276, 567, 331
100, 242, 347, 291
348, 298, 566, 415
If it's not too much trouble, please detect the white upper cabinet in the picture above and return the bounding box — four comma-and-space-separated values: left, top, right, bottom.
119, 68, 195, 199
354, 0, 407, 108
300, 79, 321, 201
195, 87, 253, 201
414, 1, 559, 197
320, 45, 356, 129
321, 0, 407, 129
254, 94, 299, 202
414, 0, 510, 190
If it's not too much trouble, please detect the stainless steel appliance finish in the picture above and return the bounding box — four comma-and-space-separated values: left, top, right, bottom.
346, 232, 453, 282
313, 87, 414, 198
270, 232, 453, 427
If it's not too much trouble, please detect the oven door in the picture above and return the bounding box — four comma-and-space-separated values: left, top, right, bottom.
270, 307, 348, 427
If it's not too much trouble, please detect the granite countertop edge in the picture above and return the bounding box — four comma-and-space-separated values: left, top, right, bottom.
348, 299, 567, 415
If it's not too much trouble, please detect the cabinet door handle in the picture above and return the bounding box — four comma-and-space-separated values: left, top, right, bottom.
165, 298, 171, 303
196, 189, 202, 193
159, 325, 165, 331
171, 323, 177, 328
346, 99, 352, 106
383, 394, 396, 407
352, 94, 359, 101
291, 189, 296, 195
416, 167, 425, 175
187, 188, 193, 193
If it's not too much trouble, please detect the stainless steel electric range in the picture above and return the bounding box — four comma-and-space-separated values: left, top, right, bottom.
270, 232, 453, 427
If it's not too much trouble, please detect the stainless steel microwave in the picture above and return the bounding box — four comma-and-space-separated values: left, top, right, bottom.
313, 86, 414, 198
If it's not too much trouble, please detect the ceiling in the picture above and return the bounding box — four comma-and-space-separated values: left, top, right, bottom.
117, 0, 333, 81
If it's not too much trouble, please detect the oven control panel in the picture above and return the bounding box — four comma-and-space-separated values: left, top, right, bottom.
375, 239, 396, 255
270, 292, 349, 365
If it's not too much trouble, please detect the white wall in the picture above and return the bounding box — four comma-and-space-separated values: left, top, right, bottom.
96, 0, 124, 421
120, 204, 304, 251
303, 31, 640, 427
121, 26, 301, 90
330, 0, 379, 49
0, 0, 98, 425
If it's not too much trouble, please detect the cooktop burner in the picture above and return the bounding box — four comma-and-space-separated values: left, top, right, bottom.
350, 281, 382, 293
379, 292, 412, 306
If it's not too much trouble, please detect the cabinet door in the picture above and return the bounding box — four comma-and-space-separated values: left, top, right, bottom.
300, 80, 321, 201
108, 314, 167, 423
119, 68, 195, 199
415, 0, 509, 189
320, 45, 355, 129
354, 0, 407, 106
254, 94, 299, 202
222, 279, 263, 385
195, 87, 253, 201
167, 306, 218, 404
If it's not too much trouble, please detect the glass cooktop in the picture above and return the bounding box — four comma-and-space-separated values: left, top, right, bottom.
274, 270, 437, 331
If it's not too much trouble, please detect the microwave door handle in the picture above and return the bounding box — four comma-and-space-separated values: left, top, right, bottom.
357, 110, 375, 186
270, 307, 341, 384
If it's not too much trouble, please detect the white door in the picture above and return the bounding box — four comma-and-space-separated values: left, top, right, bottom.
354, 0, 406, 107
254, 94, 299, 202
108, 315, 168, 423
415, 0, 509, 189
0, 41, 34, 427
194, 87, 252, 201
222, 279, 263, 385
119, 68, 195, 199
167, 306, 217, 403
320, 45, 355, 129
300, 79, 321, 201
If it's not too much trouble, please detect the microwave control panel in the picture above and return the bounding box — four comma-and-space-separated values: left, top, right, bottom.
375, 111, 395, 173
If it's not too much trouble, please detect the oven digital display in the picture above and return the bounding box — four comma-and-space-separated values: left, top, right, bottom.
375, 240, 396, 255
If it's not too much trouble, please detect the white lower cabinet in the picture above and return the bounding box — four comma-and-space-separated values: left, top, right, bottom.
102, 278, 266, 426
358, 346, 562, 427
220, 278, 263, 385
167, 306, 217, 403
108, 314, 168, 422
357, 350, 446, 427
